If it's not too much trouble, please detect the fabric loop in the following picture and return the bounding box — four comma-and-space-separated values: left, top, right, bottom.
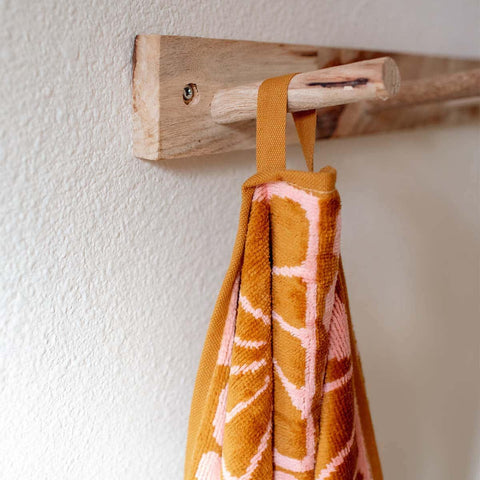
256, 74, 318, 173
293, 109, 317, 172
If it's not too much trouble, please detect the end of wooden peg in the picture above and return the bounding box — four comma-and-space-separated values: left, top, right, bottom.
380, 57, 401, 100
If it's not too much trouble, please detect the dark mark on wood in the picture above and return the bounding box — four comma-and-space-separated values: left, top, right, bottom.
307, 77, 369, 88
298, 50, 318, 57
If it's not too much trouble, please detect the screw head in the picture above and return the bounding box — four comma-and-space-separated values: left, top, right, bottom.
183, 83, 197, 104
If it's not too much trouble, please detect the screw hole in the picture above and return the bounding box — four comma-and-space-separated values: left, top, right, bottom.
183, 83, 198, 105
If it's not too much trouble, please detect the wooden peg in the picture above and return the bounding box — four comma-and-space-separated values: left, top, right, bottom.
211, 57, 401, 124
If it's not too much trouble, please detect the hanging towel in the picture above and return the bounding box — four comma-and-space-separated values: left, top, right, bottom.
184, 74, 382, 480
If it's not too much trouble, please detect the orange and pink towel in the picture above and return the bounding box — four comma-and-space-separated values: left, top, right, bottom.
184, 75, 382, 480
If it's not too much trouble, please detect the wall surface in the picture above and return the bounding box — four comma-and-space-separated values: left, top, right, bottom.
1, 1, 479, 479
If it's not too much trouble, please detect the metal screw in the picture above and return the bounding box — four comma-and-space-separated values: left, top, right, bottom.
183, 83, 196, 104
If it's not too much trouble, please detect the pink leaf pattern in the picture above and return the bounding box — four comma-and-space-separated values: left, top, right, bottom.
187, 179, 381, 480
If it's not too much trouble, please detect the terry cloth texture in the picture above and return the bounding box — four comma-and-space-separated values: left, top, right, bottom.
184, 75, 382, 480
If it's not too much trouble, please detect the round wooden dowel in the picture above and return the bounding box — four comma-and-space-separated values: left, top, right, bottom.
210, 57, 401, 124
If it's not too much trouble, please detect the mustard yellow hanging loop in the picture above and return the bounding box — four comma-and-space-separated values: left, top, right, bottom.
256, 74, 318, 173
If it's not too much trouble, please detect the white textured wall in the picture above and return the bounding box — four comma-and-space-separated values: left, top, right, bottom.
1, 1, 479, 479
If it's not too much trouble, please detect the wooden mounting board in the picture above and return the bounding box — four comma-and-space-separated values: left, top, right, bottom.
132, 35, 480, 161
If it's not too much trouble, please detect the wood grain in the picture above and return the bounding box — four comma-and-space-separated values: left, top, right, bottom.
132, 35, 480, 161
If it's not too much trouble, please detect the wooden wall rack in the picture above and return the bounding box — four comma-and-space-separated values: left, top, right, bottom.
132, 35, 480, 161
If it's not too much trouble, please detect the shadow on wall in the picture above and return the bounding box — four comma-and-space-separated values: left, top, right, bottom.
324, 125, 479, 480
374, 186, 479, 479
